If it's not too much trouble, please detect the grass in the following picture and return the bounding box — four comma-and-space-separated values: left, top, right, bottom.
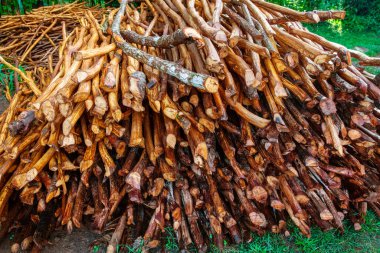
91, 211, 380, 253
306, 23, 380, 75
0, 63, 25, 97
220, 211, 380, 253
285, 211, 380, 253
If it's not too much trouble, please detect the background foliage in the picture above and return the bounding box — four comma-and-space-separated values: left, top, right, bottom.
1, 0, 380, 33
0, 0, 112, 14
269, 0, 380, 33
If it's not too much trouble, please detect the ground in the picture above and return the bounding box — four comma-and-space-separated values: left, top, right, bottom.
0, 226, 99, 253
0, 27, 379, 253
0, 212, 378, 252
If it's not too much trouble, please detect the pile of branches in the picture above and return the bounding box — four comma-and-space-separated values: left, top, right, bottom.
0, 2, 106, 69
0, 0, 380, 252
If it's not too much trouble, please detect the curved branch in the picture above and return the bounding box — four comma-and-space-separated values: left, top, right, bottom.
350, 49, 380, 66
229, 36, 270, 58
0, 56, 41, 96
251, 0, 345, 23
156, 0, 186, 29
111, 0, 218, 93
121, 27, 204, 48
223, 5, 262, 40
220, 88, 270, 128
187, 0, 227, 42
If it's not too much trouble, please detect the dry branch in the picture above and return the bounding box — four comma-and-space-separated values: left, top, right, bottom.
0, 1, 379, 252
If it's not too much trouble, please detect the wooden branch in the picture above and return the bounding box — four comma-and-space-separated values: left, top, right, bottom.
121, 27, 204, 48
251, 0, 345, 23
0, 56, 41, 96
110, 0, 219, 93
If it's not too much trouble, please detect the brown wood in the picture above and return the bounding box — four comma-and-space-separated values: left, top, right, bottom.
0, 1, 379, 251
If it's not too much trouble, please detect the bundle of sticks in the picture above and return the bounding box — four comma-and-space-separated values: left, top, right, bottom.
0, 2, 105, 69
1, 0, 380, 252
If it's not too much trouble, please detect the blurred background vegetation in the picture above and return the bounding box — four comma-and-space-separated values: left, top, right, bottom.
1, 0, 380, 33
1, 0, 379, 74
270, 0, 380, 33
1, 0, 380, 35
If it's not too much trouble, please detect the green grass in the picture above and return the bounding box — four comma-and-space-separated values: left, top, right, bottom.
283, 211, 380, 253
307, 24, 380, 75
91, 211, 380, 253
192, 211, 380, 253
0, 63, 25, 96
221, 211, 380, 253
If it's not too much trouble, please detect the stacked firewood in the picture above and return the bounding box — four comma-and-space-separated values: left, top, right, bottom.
0, 2, 106, 69
0, 0, 380, 252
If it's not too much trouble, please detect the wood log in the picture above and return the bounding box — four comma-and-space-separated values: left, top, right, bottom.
0, 1, 379, 252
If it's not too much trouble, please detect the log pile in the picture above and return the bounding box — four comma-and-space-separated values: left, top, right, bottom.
1, 0, 380, 252
0, 2, 105, 69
